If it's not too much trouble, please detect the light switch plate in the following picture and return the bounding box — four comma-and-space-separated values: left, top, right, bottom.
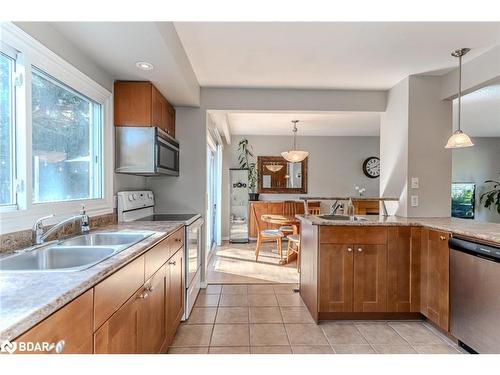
411, 177, 419, 189
411, 195, 419, 207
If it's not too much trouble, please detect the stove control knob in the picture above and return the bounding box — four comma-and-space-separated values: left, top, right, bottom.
133, 193, 138, 200
128, 194, 133, 201
148, 193, 153, 199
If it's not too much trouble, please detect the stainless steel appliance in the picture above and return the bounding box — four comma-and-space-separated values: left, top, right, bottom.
117, 190, 203, 320
450, 237, 500, 353
115, 127, 179, 176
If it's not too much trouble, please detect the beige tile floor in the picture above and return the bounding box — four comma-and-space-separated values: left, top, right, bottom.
168, 283, 464, 354
207, 241, 300, 284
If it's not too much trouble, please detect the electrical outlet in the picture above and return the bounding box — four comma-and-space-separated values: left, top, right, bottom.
411, 195, 419, 207
411, 177, 419, 189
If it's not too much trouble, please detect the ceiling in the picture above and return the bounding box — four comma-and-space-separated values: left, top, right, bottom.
454, 84, 500, 137
174, 22, 500, 90
49, 22, 200, 106
216, 112, 381, 137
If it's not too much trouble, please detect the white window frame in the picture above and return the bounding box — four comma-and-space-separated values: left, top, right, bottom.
0, 23, 113, 234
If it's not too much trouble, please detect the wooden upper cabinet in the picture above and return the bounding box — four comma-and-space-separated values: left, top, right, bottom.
165, 248, 184, 344
353, 244, 387, 312
114, 81, 176, 137
15, 289, 94, 354
421, 228, 450, 331
319, 244, 353, 312
387, 227, 420, 312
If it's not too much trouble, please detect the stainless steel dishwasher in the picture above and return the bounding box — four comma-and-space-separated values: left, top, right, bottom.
450, 237, 500, 353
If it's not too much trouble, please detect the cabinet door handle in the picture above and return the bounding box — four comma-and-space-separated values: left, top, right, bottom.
138, 291, 149, 299
175, 238, 182, 242
440, 235, 446, 241
54, 340, 65, 354
148, 285, 155, 293
347, 247, 352, 252
169, 261, 176, 266
357, 248, 363, 252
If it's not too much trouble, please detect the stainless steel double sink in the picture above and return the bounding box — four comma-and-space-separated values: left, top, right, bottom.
0, 232, 152, 273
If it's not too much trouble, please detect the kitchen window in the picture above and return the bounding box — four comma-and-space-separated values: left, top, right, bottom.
0, 49, 17, 208
0, 23, 112, 234
31, 68, 103, 203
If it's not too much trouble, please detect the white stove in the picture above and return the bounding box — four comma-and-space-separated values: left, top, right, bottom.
117, 190, 203, 320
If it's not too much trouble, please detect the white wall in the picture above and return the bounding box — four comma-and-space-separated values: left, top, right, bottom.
15, 22, 148, 195
408, 76, 452, 217
221, 135, 380, 238
380, 76, 453, 217
453, 137, 500, 223
380, 78, 409, 216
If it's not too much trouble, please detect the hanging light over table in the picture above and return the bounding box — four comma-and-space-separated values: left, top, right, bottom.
445, 48, 474, 149
281, 120, 309, 163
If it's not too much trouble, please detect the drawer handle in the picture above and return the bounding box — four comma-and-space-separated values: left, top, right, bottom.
175, 238, 182, 242
440, 235, 446, 241
347, 247, 352, 252
357, 248, 363, 252
169, 261, 176, 266
54, 340, 65, 354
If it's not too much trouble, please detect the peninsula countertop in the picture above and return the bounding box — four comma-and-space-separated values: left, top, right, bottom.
0, 221, 184, 341
296, 214, 500, 245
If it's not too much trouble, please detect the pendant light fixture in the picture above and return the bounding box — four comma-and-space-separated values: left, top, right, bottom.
281, 120, 309, 163
445, 48, 474, 149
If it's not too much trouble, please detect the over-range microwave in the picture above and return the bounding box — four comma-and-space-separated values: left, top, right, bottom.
115, 127, 180, 176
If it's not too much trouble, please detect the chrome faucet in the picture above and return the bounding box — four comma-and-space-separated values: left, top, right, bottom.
330, 201, 343, 215
32, 205, 90, 245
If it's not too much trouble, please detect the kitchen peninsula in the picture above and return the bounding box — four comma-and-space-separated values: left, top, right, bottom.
297, 214, 500, 335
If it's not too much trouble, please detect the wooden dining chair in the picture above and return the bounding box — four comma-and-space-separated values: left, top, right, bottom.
279, 201, 296, 235
308, 206, 320, 215
286, 234, 301, 272
253, 205, 284, 262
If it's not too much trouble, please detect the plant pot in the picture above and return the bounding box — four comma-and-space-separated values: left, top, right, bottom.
249, 193, 260, 201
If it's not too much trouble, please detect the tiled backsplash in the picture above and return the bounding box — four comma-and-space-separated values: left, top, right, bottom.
0, 213, 117, 254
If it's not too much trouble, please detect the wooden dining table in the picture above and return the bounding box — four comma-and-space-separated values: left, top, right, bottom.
260, 214, 300, 265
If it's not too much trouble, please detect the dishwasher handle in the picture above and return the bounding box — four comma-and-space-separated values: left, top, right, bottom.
449, 237, 500, 262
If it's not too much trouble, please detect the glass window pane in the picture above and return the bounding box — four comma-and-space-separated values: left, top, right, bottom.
31, 67, 102, 203
0, 52, 15, 206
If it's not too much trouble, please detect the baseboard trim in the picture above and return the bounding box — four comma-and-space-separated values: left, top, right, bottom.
318, 312, 423, 321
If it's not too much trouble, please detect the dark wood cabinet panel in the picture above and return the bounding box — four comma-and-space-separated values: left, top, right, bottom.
319, 244, 353, 312
353, 244, 387, 312
420, 228, 450, 331
387, 227, 420, 312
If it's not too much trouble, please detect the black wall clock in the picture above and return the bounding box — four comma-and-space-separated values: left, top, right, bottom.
362, 157, 380, 178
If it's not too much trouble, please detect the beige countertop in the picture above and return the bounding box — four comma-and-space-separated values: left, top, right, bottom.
296, 214, 500, 245
0, 221, 184, 341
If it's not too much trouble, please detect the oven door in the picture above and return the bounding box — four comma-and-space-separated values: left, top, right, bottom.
155, 132, 179, 176
186, 218, 203, 288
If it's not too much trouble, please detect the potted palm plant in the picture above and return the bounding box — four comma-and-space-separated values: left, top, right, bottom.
480, 176, 500, 214
237, 138, 259, 201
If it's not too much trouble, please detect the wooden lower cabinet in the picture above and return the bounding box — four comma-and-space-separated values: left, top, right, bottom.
319, 244, 353, 312
353, 244, 387, 312
94, 287, 143, 354
386, 227, 421, 312
15, 289, 93, 354
140, 267, 167, 353
420, 228, 450, 331
165, 248, 184, 345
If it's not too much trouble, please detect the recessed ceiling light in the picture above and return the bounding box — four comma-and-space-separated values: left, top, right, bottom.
135, 61, 154, 71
